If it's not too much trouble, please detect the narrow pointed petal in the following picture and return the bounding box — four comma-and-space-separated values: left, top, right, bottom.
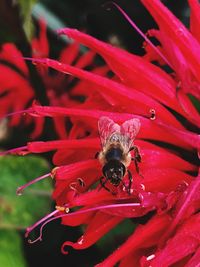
26, 57, 184, 128
141, 168, 193, 193
189, 0, 200, 43
150, 214, 200, 266
0, 43, 29, 76
58, 29, 180, 111
61, 212, 123, 252
59, 42, 80, 65
96, 214, 171, 267
185, 246, 200, 267
140, 148, 196, 172
159, 170, 200, 245
52, 160, 100, 200
61, 207, 93, 226
32, 19, 49, 58
27, 103, 200, 150
141, 0, 200, 81
27, 138, 99, 153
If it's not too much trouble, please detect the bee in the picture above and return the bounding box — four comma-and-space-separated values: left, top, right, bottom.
97, 116, 141, 195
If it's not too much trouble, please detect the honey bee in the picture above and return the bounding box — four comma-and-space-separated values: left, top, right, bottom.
97, 116, 141, 195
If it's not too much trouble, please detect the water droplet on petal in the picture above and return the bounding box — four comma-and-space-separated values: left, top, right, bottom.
146, 254, 155, 261
176, 28, 184, 36
78, 236, 84, 245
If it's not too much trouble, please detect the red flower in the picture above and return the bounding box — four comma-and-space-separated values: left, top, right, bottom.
2, 1, 200, 266
0, 19, 103, 139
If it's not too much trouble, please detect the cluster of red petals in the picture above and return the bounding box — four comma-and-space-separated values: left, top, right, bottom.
0, 20, 103, 139
2, 0, 200, 266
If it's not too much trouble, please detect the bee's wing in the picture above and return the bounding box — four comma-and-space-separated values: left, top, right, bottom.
120, 118, 141, 152
98, 116, 120, 148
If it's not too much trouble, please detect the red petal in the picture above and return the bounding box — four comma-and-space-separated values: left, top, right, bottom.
149, 213, 200, 266
27, 138, 99, 153
61, 207, 93, 226
52, 117, 68, 139
68, 190, 115, 207
0, 43, 29, 76
59, 42, 79, 65
27, 57, 184, 129
96, 214, 171, 267
150, 236, 198, 266
142, 168, 193, 193
54, 159, 100, 181
52, 160, 100, 201
148, 28, 200, 105
159, 170, 200, 245
189, 0, 200, 43
31, 19, 49, 58
141, 0, 200, 83
185, 246, 200, 267
58, 29, 182, 113
74, 49, 96, 69
119, 251, 144, 267
61, 212, 122, 252
30, 117, 44, 139
28, 103, 200, 150
140, 148, 196, 172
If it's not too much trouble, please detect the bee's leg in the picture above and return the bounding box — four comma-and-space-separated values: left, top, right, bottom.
132, 157, 140, 174
130, 146, 141, 162
130, 146, 142, 175
95, 152, 99, 159
99, 176, 116, 195
127, 169, 133, 195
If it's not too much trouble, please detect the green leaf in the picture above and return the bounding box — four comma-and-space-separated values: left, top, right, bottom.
17, 0, 38, 40
0, 155, 52, 229
0, 230, 27, 267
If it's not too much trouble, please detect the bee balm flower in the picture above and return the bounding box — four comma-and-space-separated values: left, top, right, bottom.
2, 1, 200, 266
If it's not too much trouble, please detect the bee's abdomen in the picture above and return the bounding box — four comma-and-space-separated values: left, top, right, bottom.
105, 147, 123, 161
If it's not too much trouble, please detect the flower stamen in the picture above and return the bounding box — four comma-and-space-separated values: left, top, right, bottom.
26, 202, 141, 244
55, 205, 70, 213
109, 2, 172, 68
16, 172, 51, 195
0, 146, 28, 156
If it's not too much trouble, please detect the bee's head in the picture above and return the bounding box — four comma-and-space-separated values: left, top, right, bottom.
102, 160, 126, 186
